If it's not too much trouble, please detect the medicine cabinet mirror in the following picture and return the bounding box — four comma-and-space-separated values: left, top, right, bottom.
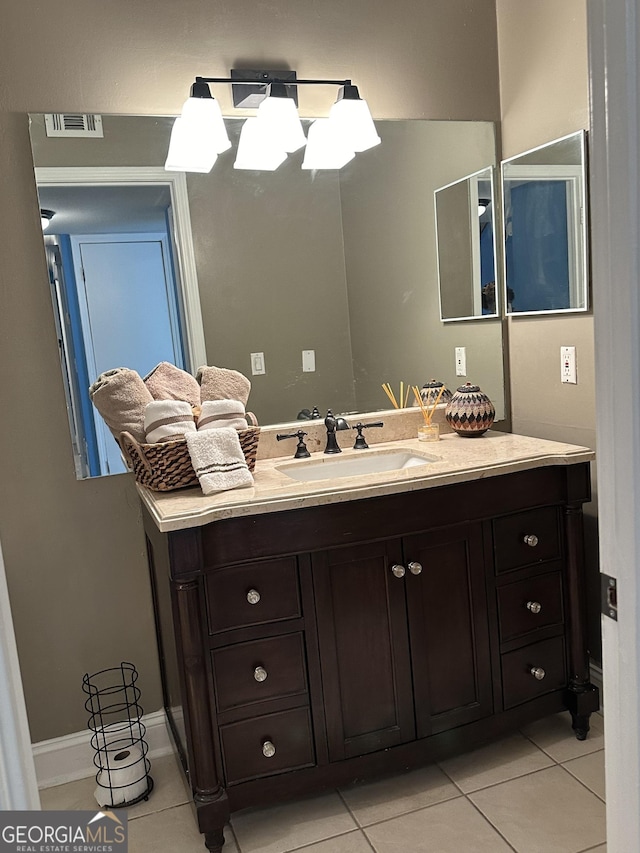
435, 166, 498, 321
501, 131, 588, 316
29, 113, 506, 479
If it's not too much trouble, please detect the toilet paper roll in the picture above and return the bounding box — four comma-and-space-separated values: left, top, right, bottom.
94, 743, 149, 807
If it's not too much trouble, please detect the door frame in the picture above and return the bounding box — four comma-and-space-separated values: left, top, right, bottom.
34, 166, 207, 373
588, 1, 640, 850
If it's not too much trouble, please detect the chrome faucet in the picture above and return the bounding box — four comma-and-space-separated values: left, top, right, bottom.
324, 410, 350, 454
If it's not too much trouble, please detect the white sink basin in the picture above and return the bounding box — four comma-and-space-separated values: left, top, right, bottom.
277, 449, 438, 483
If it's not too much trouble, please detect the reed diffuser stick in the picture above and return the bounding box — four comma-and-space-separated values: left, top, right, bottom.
427, 385, 446, 422
413, 386, 431, 424
382, 383, 399, 408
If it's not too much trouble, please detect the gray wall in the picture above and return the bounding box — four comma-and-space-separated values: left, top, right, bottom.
0, 0, 501, 741
495, 0, 600, 662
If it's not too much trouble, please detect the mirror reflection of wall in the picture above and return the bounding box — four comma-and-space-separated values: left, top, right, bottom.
435, 167, 498, 321
501, 131, 588, 316
29, 113, 505, 479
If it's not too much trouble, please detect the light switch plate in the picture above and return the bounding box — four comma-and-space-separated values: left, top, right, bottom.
302, 350, 316, 372
561, 346, 577, 383
251, 352, 266, 376
455, 346, 467, 377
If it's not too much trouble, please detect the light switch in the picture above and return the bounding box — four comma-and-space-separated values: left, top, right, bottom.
302, 350, 316, 372
251, 352, 266, 376
561, 346, 577, 384
455, 346, 467, 377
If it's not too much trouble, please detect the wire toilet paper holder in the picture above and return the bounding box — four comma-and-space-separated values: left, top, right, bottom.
82, 661, 154, 808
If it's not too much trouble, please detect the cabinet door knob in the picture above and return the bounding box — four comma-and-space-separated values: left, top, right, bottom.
408, 561, 423, 575
523, 534, 539, 547
530, 666, 546, 680
254, 666, 268, 682
526, 600, 542, 614
391, 564, 406, 578
262, 740, 276, 758
246, 588, 261, 605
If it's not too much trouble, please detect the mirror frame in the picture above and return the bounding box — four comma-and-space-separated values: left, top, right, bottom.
500, 130, 589, 317
435, 166, 499, 322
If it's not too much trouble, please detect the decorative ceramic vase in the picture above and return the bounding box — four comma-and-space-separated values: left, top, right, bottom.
445, 383, 495, 437
420, 379, 453, 407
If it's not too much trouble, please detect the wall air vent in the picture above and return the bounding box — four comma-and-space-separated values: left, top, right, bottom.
44, 113, 104, 138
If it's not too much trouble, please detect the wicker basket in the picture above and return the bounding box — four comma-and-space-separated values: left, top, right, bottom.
120, 420, 260, 492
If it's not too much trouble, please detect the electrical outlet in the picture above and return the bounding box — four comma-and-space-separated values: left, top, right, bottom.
561, 346, 577, 384
455, 346, 467, 377
302, 350, 316, 372
250, 352, 266, 376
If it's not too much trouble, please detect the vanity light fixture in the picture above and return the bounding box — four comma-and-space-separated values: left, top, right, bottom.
478, 198, 491, 216
164, 71, 379, 173
40, 208, 55, 230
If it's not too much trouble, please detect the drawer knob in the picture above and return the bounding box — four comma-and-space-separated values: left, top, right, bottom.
391, 564, 406, 578
408, 561, 423, 575
530, 666, 546, 680
523, 534, 539, 547
254, 666, 268, 683
262, 740, 276, 758
246, 588, 261, 605
526, 600, 542, 614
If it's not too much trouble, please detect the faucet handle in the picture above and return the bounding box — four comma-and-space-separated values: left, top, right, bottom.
276, 430, 311, 459
352, 421, 384, 450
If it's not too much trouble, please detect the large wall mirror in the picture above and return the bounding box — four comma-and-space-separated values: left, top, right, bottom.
435, 166, 498, 321
29, 113, 506, 478
501, 131, 588, 316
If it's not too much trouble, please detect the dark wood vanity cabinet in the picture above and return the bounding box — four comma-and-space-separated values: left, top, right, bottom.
143, 463, 599, 853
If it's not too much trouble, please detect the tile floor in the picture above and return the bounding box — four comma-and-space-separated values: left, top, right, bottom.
40, 711, 606, 853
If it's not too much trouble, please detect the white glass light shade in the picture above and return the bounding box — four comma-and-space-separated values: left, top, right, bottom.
256, 93, 307, 153
301, 120, 355, 170
328, 97, 381, 153
478, 202, 488, 216
234, 118, 288, 171
164, 116, 219, 173
180, 96, 231, 154
41, 216, 52, 230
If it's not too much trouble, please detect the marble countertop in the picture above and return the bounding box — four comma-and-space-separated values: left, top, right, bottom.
138, 431, 594, 533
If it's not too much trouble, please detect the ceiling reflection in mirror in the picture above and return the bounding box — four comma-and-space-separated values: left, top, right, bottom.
30, 113, 505, 479
435, 166, 498, 321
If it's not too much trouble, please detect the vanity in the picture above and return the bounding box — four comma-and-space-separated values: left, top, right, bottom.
140, 430, 599, 852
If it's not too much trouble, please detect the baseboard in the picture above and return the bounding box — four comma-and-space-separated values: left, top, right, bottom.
32, 709, 174, 790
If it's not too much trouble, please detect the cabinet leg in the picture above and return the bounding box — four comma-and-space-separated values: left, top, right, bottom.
570, 712, 591, 741
204, 828, 225, 852
564, 682, 599, 740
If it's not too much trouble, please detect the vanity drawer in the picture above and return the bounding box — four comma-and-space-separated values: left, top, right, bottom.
497, 571, 564, 643
501, 636, 566, 709
206, 557, 301, 634
220, 706, 315, 785
213, 633, 308, 713
493, 506, 561, 574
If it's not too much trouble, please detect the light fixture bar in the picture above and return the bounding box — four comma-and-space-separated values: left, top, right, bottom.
195, 76, 353, 86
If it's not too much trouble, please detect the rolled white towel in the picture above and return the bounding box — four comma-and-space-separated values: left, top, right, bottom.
197, 399, 248, 431
185, 428, 253, 495
144, 400, 196, 444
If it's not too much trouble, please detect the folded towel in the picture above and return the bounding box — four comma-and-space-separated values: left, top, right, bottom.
89, 368, 153, 444
144, 400, 197, 443
185, 428, 254, 495
196, 365, 251, 406
144, 362, 201, 407
197, 400, 248, 431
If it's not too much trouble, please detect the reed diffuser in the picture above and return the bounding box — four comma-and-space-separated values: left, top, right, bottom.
413, 385, 444, 441
381, 381, 412, 409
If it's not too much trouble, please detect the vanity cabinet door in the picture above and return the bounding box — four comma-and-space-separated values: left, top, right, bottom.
404, 522, 493, 738
312, 540, 415, 762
